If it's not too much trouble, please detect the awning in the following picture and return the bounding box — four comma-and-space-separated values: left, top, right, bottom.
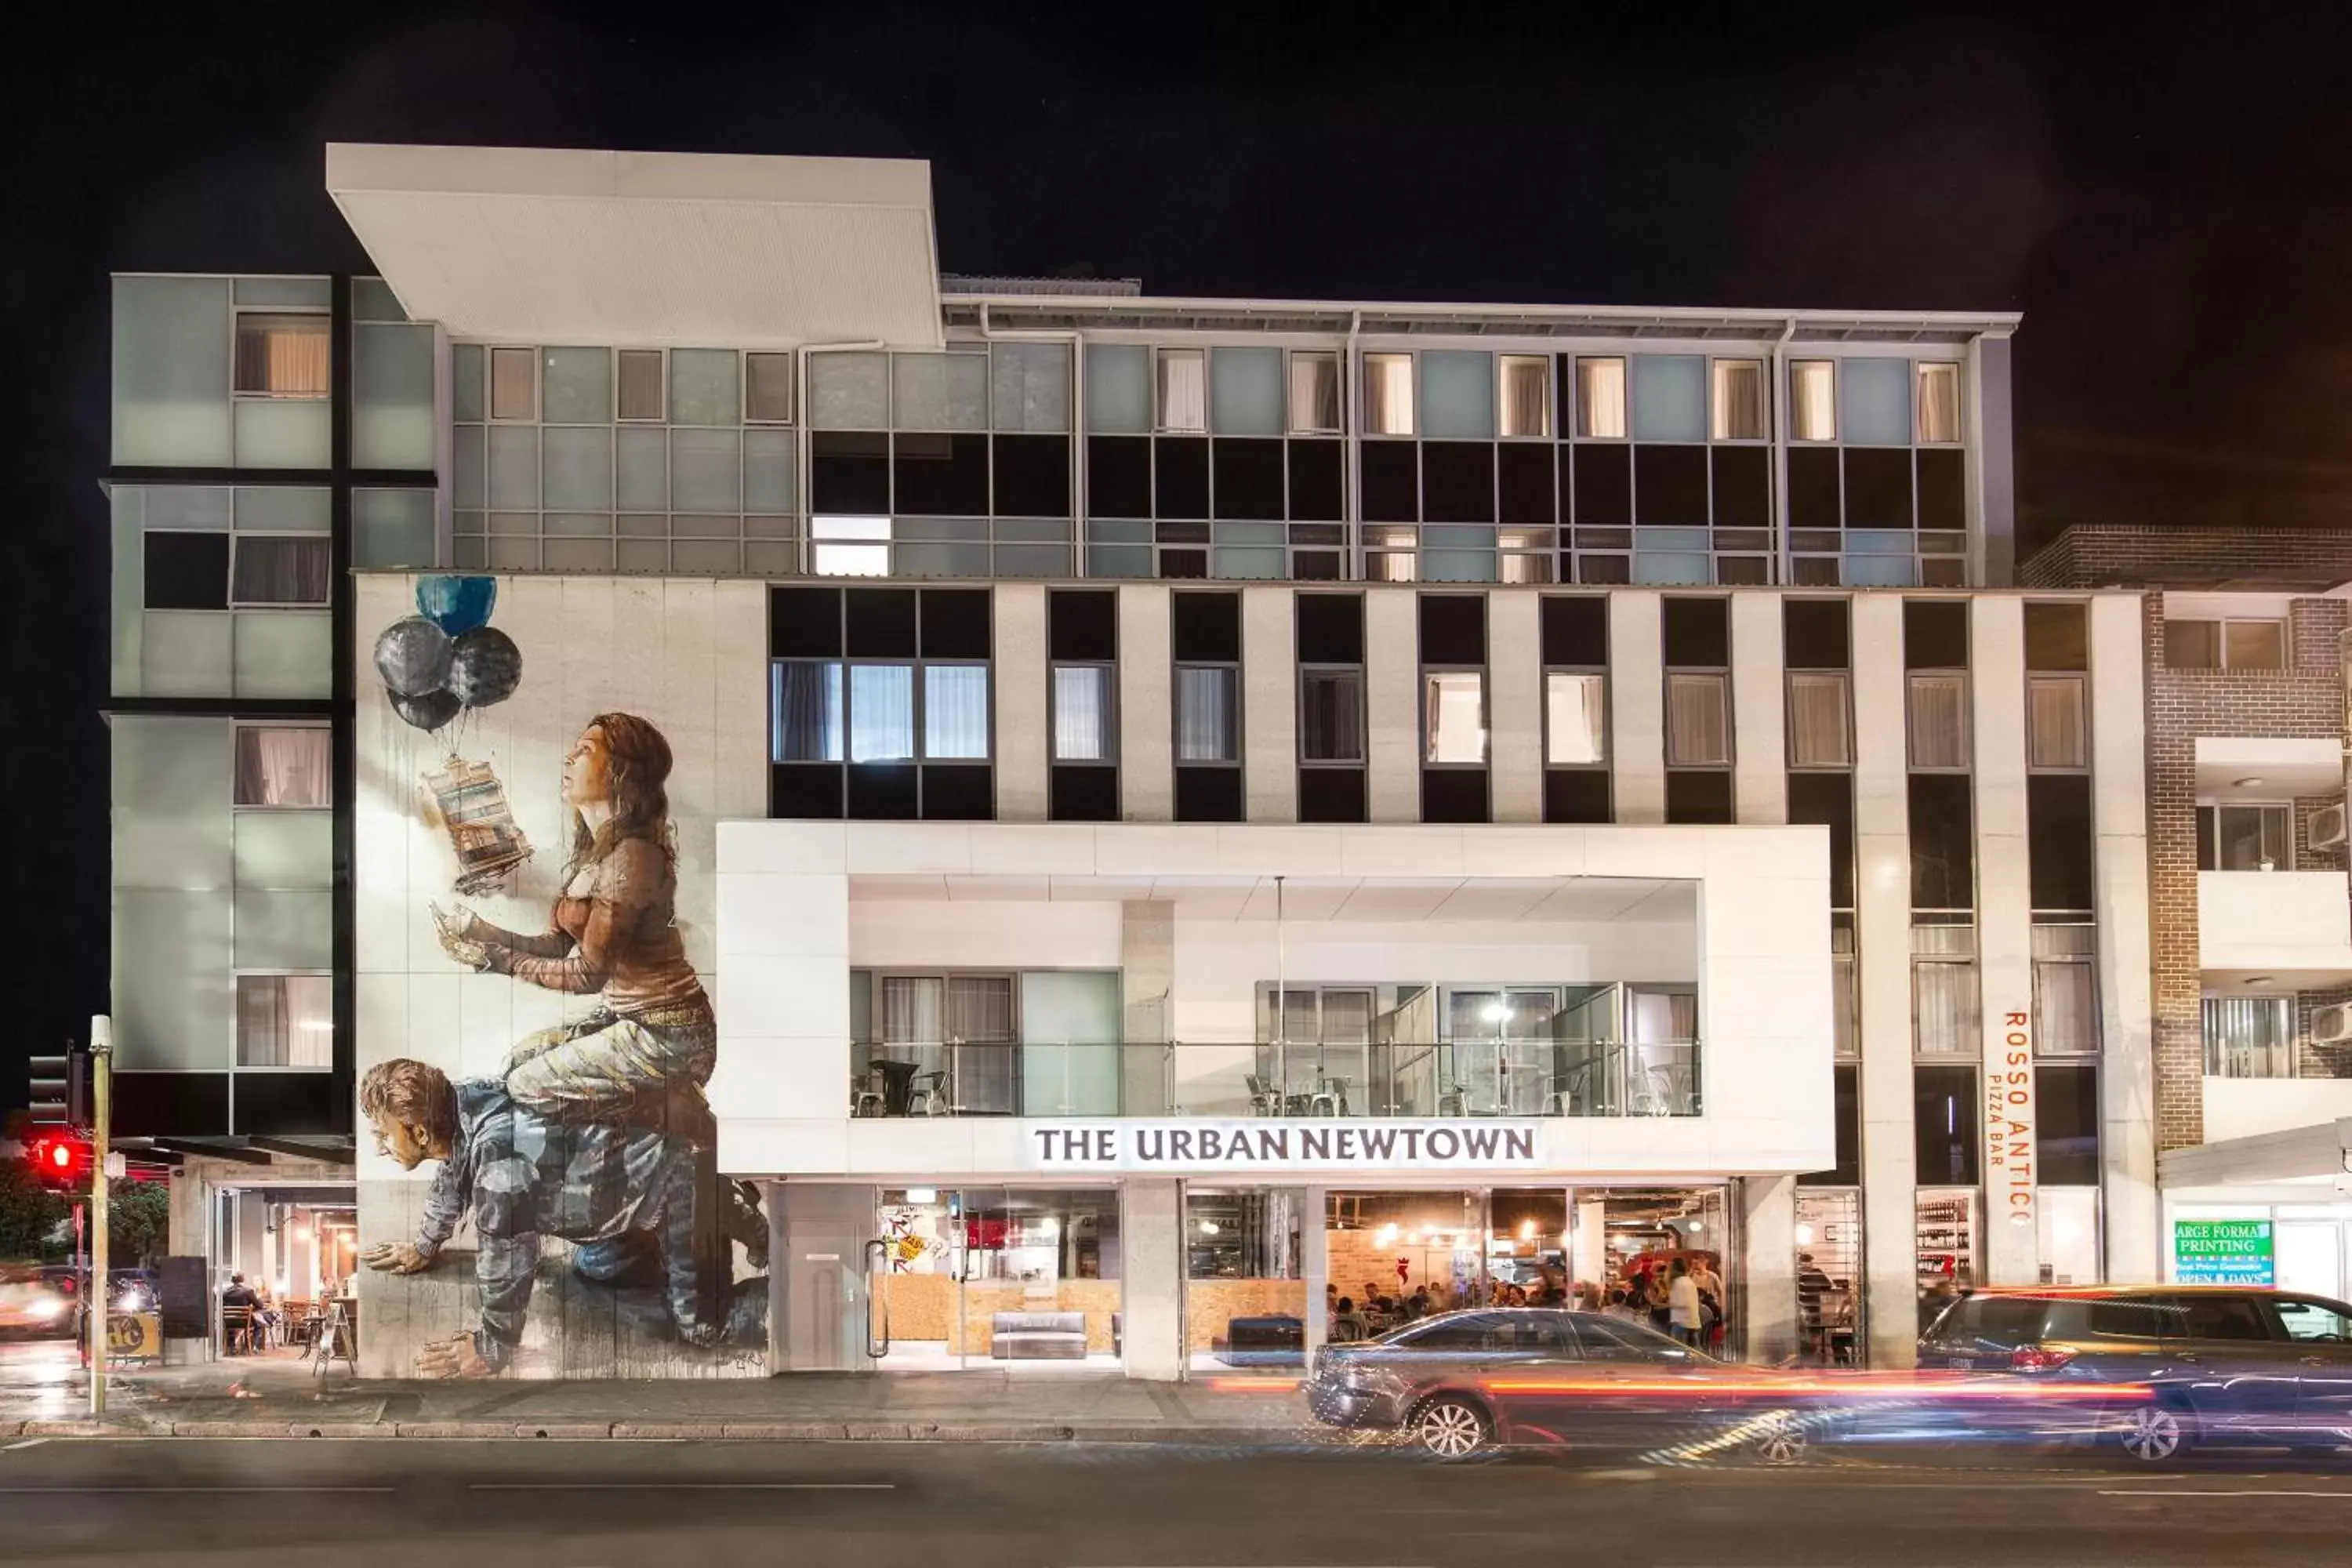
326, 143, 942, 349
2160, 1117, 2352, 1189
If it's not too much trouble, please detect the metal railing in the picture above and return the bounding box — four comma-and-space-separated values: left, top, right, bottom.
847, 1040, 1700, 1120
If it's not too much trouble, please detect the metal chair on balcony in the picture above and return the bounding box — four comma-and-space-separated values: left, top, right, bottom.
852, 1067, 888, 1119
908, 1069, 949, 1116
1244, 1075, 1281, 1117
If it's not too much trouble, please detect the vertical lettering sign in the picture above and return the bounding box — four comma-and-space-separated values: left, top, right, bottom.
1026, 1120, 1543, 1173
2173, 1218, 2275, 1285
1987, 1011, 2036, 1229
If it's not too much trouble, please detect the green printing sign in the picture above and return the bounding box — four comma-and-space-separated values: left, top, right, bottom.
2173, 1218, 2275, 1284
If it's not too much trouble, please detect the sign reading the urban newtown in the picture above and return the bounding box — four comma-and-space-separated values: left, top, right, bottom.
1987, 1010, 2036, 1228
1028, 1120, 1544, 1174
2174, 1218, 2275, 1285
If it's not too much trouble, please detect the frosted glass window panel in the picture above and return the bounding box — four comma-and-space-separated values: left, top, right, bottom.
1175, 665, 1239, 761
1210, 347, 1284, 435
743, 429, 797, 514
1787, 672, 1852, 767
670, 429, 742, 513
1907, 673, 1969, 768
236, 974, 334, 1067
850, 664, 916, 760
740, 352, 791, 423
231, 888, 332, 972
233, 313, 330, 398
230, 536, 330, 605
353, 277, 405, 321
1575, 358, 1628, 439
233, 277, 330, 308
1052, 665, 1112, 760
1157, 349, 1207, 432
1844, 554, 1918, 588
452, 344, 486, 423
1290, 352, 1341, 434
115, 890, 234, 1071
1419, 351, 1495, 439
992, 341, 1070, 431
142, 487, 234, 530
1916, 363, 1962, 444
139, 612, 234, 698
452, 425, 487, 508
1363, 354, 1414, 436
1085, 343, 1152, 433
352, 323, 436, 469
893, 351, 989, 430
615, 426, 668, 511
543, 425, 615, 510
490, 347, 536, 420
232, 612, 331, 698
234, 399, 330, 467
1633, 552, 1712, 586
1840, 357, 1911, 447
539, 346, 612, 424
1298, 668, 1365, 762
2032, 945, 2098, 1055
617, 350, 665, 421
815, 543, 891, 575
1631, 355, 1705, 442
1711, 359, 1767, 441
1500, 355, 1552, 437
1666, 672, 1731, 765
809, 351, 890, 429
772, 660, 844, 761
234, 810, 332, 888
2203, 995, 2294, 1077
234, 726, 330, 807
924, 665, 992, 759
1791, 361, 1837, 441
1545, 672, 1606, 764
488, 426, 541, 508
2028, 677, 2087, 769
233, 487, 328, 532
111, 716, 234, 889
669, 348, 740, 426
1424, 670, 1486, 764
114, 276, 233, 465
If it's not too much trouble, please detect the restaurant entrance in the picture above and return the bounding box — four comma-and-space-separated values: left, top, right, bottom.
873, 1186, 1123, 1371
205, 1181, 357, 1363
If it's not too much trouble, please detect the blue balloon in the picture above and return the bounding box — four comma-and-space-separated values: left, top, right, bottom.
416, 575, 498, 636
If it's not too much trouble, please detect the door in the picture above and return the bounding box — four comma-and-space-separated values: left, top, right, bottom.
779, 1185, 880, 1372
2159, 1293, 2305, 1433
2271, 1295, 2352, 1435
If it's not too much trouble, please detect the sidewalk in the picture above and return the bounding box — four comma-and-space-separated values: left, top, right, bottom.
0, 1341, 1315, 1442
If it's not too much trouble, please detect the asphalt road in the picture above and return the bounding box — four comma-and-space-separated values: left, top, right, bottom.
2, 1437, 2351, 1566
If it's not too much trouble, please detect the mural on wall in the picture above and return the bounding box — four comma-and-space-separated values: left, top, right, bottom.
357, 575, 767, 1378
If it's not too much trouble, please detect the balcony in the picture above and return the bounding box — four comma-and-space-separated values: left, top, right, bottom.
848, 1039, 1701, 1120
2198, 870, 2352, 987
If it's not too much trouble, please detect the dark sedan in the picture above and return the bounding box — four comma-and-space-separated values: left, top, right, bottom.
1305, 1307, 1831, 1460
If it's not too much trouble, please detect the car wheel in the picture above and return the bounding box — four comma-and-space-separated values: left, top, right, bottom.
2118, 1402, 2193, 1464
1752, 1412, 1809, 1465
1410, 1395, 1493, 1461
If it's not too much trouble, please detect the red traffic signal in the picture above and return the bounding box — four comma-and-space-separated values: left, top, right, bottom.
27, 1136, 91, 1190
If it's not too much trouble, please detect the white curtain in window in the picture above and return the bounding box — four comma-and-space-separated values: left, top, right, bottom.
236, 728, 330, 807
231, 536, 331, 604
2203, 995, 2293, 1078
1914, 958, 1981, 1056
1832, 952, 1857, 1060
1666, 673, 1730, 766
1176, 666, 1237, 761
236, 976, 289, 1067
1908, 673, 1969, 768
285, 975, 332, 1067
1363, 354, 1415, 436
773, 661, 844, 761
1289, 353, 1341, 434
1500, 356, 1552, 437
1787, 673, 1852, 767
924, 665, 990, 760
2034, 959, 2097, 1055
1915, 363, 1962, 444
1545, 672, 1605, 764
1425, 671, 1486, 764
2028, 677, 2086, 769
883, 976, 944, 1043
1576, 359, 1627, 438
1158, 350, 1206, 431
849, 664, 914, 761
1791, 361, 1837, 441
1052, 666, 1110, 761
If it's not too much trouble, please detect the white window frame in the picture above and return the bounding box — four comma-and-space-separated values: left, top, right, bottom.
1363, 351, 1416, 437
1790, 359, 1838, 443
1709, 358, 1770, 443
1915, 361, 1963, 445
2196, 800, 2294, 872
1156, 347, 1207, 434
1498, 354, 1553, 439
2165, 616, 2288, 670
2201, 993, 2296, 1079
1287, 350, 1342, 435
1573, 357, 1628, 441
744, 350, 796, 426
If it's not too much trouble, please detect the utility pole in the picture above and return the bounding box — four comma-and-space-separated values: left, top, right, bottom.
88, 1015, 111, 1422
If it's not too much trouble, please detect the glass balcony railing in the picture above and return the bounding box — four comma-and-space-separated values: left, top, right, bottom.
847, 1040, 1700, 1120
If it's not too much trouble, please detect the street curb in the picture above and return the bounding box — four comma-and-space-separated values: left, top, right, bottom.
0, 1422, 20, 1439
16, 1415, 1309, 1444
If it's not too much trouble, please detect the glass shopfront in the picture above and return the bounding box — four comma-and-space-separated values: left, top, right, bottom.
873, 1187, 1123, 1371
1184, 1187, 1307, 1372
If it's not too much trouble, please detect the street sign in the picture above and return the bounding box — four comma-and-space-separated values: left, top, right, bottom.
2173, 1218, 2275, 1284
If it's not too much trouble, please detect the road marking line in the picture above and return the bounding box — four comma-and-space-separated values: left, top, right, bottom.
2095, 1488, 2352, 1499
2, 1439, 48, 1452
468, 1482, 896, 1491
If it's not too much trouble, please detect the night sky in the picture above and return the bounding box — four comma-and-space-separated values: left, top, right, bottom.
3, 5, 2347, 1111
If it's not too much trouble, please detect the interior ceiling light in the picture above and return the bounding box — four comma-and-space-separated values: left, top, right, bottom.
2234, 777, 2266, 787
2244, 975, 2274, 985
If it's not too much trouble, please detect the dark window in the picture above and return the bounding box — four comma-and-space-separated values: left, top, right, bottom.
143, 532, 230, 611
1947, 1296, 2054, 1342
1212, 438, 1285, 520
1299, 670, 1365, 763
1541, 595, 1609, 667
1399, 1315, 1504, 1352
1633, 445, 1708, 527
1287, 439, 1345, 521
1421, 768, 1490, 824
1783, 599, 1851, 670
811, 431, 891, 514
1710, 445, 1772, 529
770, 586, 844, 658
2036, 1063, 2100, 1186
1787, 447, 1841, 531
1844, 448, 1914, 530
1915, 1064, 1981, 1185
1155, 435, 1210, 517
1665, 769, 1734, 824
771, 763, 844, 819
845, 588, 920, 658
1360, 441, 1418, 523
1159, 548, 1208, 579
1417, 594, 1486, 666
1788, 772, 1857, 909
993, 434, 1070, 517
1904, 600, 1970, 670
2027, 775, 2095, 911
1910, 774, 1975, 909
232, 1070, 340, 1137
1175, 764, 1243, 822
1051, 764, 1120, 822
1570, 443, 1631, 526
922, 763, 994, 821
2024, 603, 2089, 672
1917, 449, 1966, 532
847, 762, 920, 819
1800, 1064, 1861, 1186
1172, 591, 1242, 662
891, 432, 988, 515
919, 589, 991, 660
1299, 766, 1368, 823
1544, 767, 1611, 824
2085, 1300, 2174, 1340
1497, 441, 1556, 526
1297, 593, 1365, 664
1088, 435, 1152, 518
1050, 590, 1118, 663
1578, 554, 1632, 585
1661, 597, 1730, 667
1421, 441, 1496, 524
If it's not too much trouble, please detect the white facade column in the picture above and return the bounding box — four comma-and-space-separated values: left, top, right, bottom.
1609, 590, 1665, 823
1972, 596, 2038, 1285
1242, 586, 1298, 822
1121, 899, 1175, 1115
1488, 591, 1543, 823
1742, 1174, 1800, 1364
1119, 585, 1173, 821
1731, 592, 1789, 825
1365, 587, 1419, 823
1301, 1183, 1329, 1363
2090, 593, 2158, 1281
711, 822, 851, 1176
1123, 1177, 1184, 1381
1851, 594, 1918, 1367
1572, 1196, 1609, 1291
993, 583, 1048, 822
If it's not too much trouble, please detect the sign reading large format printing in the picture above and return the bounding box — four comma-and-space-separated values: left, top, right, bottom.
2173, 1219, 2275, 1285
1027, 1120, 1544, 1174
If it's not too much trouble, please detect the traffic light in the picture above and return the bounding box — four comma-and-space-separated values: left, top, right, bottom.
26, 1135, 91, 1192
27, 1046, 89, 1129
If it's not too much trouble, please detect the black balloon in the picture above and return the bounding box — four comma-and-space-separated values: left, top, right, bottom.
374, 615, 453, 697
391, 687, 463, 732
447, 626, 524, 707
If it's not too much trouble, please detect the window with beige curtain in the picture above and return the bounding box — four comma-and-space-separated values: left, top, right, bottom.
1787, 672, 1852, 767
1363, 353, 1415, 436
1791, 360, 1837, 441
617, 350, 665, 421
2028, 677, 2087, 769
1575, 358, 1627, 439
1665, 672, 1730, 766
236, 975, 332, 1067
1289, 351, 1341, 433
234, 728, 331, 808
1831, 925, 1858, 1060
1915, 363, 1962, 444
1711, 359, 1766, 441
1907, 673, 1969, 769
1500, 355, 1552, 437
1545, 672, 1606, 765
489, 347, 536, 420
1912, 925, 1980, 1057
1424, 670, 1486, 763
1157, 349, 1207, 431
2032, 925, 2099, 1054
234, 314, 330, 398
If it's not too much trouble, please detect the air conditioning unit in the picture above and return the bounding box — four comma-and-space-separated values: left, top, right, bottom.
2311, 802, 2348, 851
2314, 1004, 2352, 1045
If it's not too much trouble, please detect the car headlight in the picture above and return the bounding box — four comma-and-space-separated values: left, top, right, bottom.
27, 1298, 65, 1320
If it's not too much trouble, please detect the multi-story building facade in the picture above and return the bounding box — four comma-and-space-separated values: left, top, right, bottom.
101, 143, 2201, 1383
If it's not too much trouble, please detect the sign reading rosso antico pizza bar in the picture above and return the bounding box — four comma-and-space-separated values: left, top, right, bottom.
1987, 1010, 2036, 1229
1027, 1120, 1543, 1175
